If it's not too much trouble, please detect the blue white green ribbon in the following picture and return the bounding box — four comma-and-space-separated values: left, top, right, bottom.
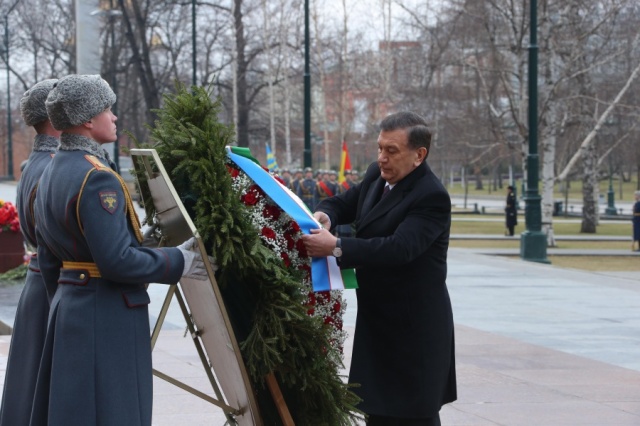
227, 146, 357, 291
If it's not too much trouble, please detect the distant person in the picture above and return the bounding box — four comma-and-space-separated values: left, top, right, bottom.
633, 190, 640, 251
505, 185, 518, 236
302, 111, 456, 425
31, 74, 210, 426
0, 79, 60, 426
297, 167, 317, 210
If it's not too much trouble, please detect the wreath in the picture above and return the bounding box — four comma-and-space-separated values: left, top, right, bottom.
133, 83, 361, 425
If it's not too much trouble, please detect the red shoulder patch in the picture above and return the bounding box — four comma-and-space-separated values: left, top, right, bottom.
99, 191, 119, 214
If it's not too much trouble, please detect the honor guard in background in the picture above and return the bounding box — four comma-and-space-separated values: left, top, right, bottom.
297, 167, 317, 210
340, 169, 353, 193
30, 74, 211, 426
280, 168, 292, 188
290, 168, 303, 193
351, 169, 360, 184
316, 170, 338, 205
328, 169, 339, 191
0, 79, 60, 426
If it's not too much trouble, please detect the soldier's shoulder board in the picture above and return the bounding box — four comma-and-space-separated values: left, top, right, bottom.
84, 155, 107, 170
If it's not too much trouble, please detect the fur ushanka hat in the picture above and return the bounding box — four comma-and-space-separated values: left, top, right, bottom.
45, 74, 116, 131
20, 79, 58, 126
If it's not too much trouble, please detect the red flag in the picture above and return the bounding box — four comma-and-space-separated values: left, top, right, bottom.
338, 141, 352, 184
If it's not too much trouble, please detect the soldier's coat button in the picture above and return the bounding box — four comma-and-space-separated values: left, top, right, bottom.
80, 274, 86, 279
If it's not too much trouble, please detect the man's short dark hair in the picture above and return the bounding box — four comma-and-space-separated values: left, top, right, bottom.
379, 111, 432, 154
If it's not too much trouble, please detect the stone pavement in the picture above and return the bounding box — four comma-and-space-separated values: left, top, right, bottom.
0, 249, 638, 425
1, 180, 639, 424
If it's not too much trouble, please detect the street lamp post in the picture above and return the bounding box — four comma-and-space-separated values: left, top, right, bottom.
3, 0, 19, 180
109, 0, 120, 172
89, 0, 122, 172
520, 0, 549, 263
303, 0, 311, 168
191, 0, 196, 87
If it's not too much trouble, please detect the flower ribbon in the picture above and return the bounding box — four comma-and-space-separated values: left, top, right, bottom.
227, 146, 357, 291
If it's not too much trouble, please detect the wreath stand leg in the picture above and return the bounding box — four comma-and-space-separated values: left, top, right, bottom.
149, 282, 241, 423
265, 373, 295, 425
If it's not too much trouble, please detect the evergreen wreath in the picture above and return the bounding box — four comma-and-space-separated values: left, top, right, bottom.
133, 83, 361, 425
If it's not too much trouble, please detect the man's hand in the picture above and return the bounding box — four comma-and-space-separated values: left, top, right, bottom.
301, 228, 338, 257
313, 211, 331, 229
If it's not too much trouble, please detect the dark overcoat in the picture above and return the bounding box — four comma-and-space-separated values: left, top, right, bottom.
633, 201, 640, 241
505, 192, 518, 228
316, 161, 457, 418
0, 135, 57, 426
31, 137, 184, 426
297, 177, 317, 211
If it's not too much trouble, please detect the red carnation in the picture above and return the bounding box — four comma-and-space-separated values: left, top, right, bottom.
262, 205, 281, 221
296, 239, 307, 257
307, 291, 316, 305
0, 200, 19, 233
241, 191, 258, 206
289, 221, 300, 233
284, 233, 295, 250
261, 226, 276, 240
280, 252, 291, 267
226, 165, 240, 178
250, 185, 265, 197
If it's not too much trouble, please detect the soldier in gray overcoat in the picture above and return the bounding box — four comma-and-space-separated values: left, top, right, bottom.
297, 167, 317, 210
30, 74, 208, 426
0, 79, 60, 426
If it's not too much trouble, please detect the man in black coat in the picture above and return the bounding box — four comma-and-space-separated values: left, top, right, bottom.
632, 190, 640, 251
302, 111, 456, 425
505, 185, 518, 236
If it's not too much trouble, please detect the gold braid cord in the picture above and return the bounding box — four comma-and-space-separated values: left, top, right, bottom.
79, 155, 143, 243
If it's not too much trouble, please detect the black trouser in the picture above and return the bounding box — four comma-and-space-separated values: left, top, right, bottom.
366, 413, 441, 426
507, 225, 514, 236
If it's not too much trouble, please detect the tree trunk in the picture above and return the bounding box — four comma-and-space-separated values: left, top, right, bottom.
119, 0, 160, 124
580, 142, 598, 233
474, 167, 483, 190
262, 0, 276, 159
234, 0, 249, 147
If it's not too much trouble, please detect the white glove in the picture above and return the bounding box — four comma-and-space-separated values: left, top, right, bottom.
177, 236, 213, 281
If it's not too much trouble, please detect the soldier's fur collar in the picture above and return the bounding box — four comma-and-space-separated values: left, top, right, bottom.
33, 134, 59, 152
59, 133, 111, 162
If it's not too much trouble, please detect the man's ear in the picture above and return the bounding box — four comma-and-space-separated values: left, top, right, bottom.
82, 120, 93, 129
415, 147, 428, 164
